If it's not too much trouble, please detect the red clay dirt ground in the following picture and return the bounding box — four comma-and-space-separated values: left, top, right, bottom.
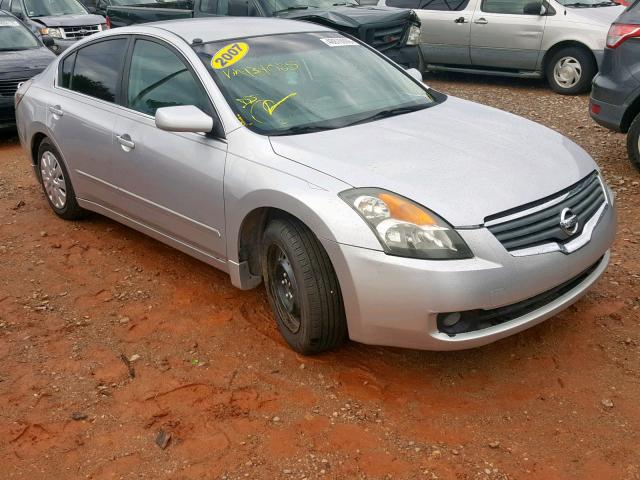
1, 74, 639, 480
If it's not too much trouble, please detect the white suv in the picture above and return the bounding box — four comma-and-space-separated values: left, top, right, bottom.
377, 0, 624, 94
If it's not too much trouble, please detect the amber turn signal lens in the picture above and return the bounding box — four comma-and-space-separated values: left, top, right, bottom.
378, 193, 436, 226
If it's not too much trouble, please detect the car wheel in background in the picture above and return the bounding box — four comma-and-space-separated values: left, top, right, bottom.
627, 114, 640, 172
37, 139, 86, 220
261, 216, 347, 354
546, 47, 596, 95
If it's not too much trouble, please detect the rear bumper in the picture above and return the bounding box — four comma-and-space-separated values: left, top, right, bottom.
385, 45, 420, 69
322, 200, 616, 351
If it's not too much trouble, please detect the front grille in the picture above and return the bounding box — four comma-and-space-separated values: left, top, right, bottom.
61, 25, 101, 40
0, 78, 29, 97
368, 23, 406, 51
487, 172, 606, 252
437, 256, 603, 336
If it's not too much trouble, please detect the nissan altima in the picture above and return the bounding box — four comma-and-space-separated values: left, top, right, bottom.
15, 18, 616, 353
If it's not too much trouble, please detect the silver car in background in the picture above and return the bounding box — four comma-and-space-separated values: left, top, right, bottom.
15, 18, 615, 354
377, 0, 624, 94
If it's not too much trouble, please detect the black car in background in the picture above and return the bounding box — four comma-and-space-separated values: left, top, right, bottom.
590, 0, 640, 170
0, 10, 55, 129
0, 0, 106, 53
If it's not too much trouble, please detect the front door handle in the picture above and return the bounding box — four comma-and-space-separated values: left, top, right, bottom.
474, 17, 488, 24
116, 134, 135, 151
48, 105, 63, 117
454, 16, 467, 23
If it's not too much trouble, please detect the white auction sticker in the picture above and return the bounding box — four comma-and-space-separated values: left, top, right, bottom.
320, 37, 358, 47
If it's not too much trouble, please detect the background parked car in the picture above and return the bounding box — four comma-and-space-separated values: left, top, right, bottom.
82, 0, 158, 17
104, 0, 422, 68
590, 0, 640, 170
0, 10, 55, 129
0, 0, 106, 53
377, 0, 624, 94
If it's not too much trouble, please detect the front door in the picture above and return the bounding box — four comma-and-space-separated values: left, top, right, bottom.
470, 0, 546, 70
112, 37, 227, 260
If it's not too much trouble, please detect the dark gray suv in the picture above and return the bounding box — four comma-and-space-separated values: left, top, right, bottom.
590, 0, 640, 170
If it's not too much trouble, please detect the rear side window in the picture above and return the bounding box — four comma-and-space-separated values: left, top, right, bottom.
481, 0, 538, 14
69, 38, 127, 102
126, 39, 211, 116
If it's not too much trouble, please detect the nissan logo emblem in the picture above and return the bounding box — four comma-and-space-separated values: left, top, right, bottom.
560, 207, 579, 236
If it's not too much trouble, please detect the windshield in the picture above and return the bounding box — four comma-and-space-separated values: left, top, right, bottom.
24, 0, 87, 17
259, 0, 358, 15
0, 17, 39, 50
555, 0, 617, 6
193, 32, 435, 136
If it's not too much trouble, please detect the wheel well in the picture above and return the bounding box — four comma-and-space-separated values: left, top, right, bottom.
30, 132, 48, 167
542, 41, 596, 74
237, 207, 299, 279
621, 95, 640, 133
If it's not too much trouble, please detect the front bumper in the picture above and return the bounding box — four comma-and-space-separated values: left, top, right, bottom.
384, 45, 420, 69
0, 98, 16, 129
322, 201, 616, 351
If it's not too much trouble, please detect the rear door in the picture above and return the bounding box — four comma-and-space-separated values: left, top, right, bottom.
48, 36, 130, 209
414, 0, 476, 65
470, 0, 546, 70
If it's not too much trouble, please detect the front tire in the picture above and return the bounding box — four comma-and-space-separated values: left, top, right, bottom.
546, 47, 596, 95
37, 139, 86, 220
627, 114, 640, 172
261, 216, 347, 354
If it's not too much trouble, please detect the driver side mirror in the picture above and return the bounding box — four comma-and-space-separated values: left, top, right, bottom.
155, 105, 215, 134
41, 35, 55, 47
406, 67, 423, 83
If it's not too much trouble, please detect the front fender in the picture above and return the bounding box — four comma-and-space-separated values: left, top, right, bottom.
223, 130, 382, 288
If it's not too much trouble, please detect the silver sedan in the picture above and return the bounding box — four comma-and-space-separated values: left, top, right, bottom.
15, 17, 616, 353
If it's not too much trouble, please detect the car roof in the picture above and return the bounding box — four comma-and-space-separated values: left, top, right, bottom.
122, 17, 333, 44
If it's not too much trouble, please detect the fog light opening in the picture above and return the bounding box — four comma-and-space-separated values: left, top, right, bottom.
441, 312, 461, 327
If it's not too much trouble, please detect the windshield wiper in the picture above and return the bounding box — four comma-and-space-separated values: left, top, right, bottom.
273, 5, 311, 13
270, 124, 337, 136
344, 104, 429, 127
562, 2, 595, 6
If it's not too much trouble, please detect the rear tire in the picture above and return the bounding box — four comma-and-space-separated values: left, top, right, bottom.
546, 47, 596, 95
626, 114, 640, 172
37, 139, 86, 220
261, 216, 347, 354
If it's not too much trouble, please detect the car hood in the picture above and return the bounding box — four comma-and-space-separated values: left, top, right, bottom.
565, 4, 625, 26
0, 47, 55, 74
29, 14, 105, 27
280, 5, 415, 28
269, 97, 596, 227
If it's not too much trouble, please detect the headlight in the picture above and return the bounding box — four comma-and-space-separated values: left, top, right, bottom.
340, 188, 472, 260
406, 23, 421, 46
39, 27, 63, 38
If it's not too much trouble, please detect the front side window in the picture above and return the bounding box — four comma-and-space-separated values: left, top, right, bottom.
126, 39, 211, 116
23, 0, 87, 17
481, 0, 541, 13
69, 39, 127, 102
193, 32, 435, 135
0, 17, 39, 49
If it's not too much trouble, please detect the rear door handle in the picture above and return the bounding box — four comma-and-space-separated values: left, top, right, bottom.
454, 16, 467, 23
48, 105, 63, 117
116, 134, 135, 150
474, 17, 488, 24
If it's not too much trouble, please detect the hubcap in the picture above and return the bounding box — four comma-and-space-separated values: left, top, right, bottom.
553, 56, 582, 89
40, 151, 67, 209
267, 245, 301, 334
